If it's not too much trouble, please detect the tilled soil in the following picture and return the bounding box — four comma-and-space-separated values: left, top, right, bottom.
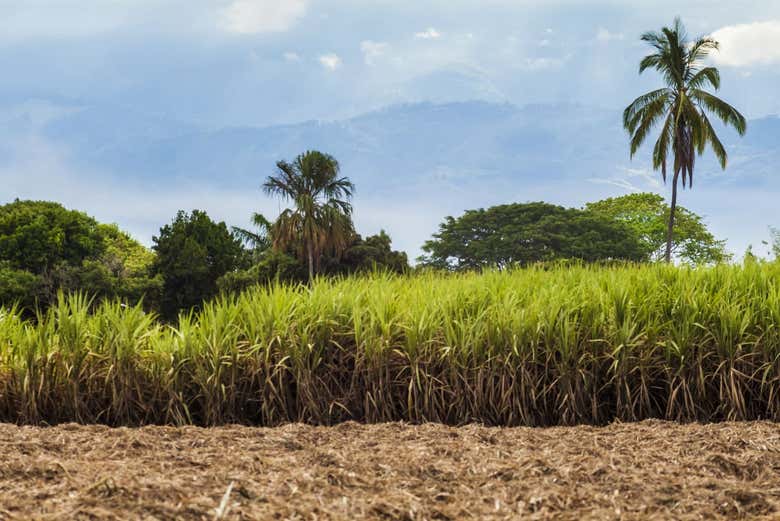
1, 421, 780, 520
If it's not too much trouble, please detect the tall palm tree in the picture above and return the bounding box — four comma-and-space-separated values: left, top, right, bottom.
263, 150, 355, 281
624, 18, 746, 263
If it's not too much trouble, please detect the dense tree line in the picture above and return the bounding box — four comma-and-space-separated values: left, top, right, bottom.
0, 149, 735, 319
419, 197, 728, 270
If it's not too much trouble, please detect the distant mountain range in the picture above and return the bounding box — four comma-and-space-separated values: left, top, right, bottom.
2, 98, 778, 258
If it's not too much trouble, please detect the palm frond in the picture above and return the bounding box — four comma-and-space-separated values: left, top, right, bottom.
690, 90, 747, 135
629, 94, 671, 156
623, 89, 671, 131
700, 111, 728, 169
652, 112, 675, 181
688, 36, 719, 65
688, 67, 720, 90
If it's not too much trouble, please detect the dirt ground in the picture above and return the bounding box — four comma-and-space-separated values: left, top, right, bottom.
1, 421, 780, 521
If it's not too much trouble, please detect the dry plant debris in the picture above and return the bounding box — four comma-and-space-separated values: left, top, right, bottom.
1, 420, 779, 520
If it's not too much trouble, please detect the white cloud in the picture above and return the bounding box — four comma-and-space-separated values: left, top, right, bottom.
596, 28, 624, 42
360, 40, 389, 66
283, 51, 301, 62
219, 0, 307, 34
415, 27, 442, 40
319, 53, 342, 71
711, 20, 780, 67
589, 166, 661, 192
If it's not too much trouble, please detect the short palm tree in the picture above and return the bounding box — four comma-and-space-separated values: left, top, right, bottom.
232, 212, 272, 262
263, 150, 355, 280
624, 18, 746, 263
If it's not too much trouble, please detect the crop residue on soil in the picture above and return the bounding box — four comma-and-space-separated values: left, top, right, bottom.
1, 421, 779, 520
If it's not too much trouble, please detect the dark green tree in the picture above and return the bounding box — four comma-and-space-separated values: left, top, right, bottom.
419, 202, 645, 270
328, 230, 409, 274
153, 210, 244, 318
624, 18, 746, 262
586, 193, 729, 264
219, 229, 409, 292
0, 262, 41, 311
217, 250, 306, 293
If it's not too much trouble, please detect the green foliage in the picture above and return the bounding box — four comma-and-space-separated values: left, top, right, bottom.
217, 251, 306, 293
153, 210, 245, 319
232, 213, 273, 262
85, 224, 163, 306
220, 230, 409, 291
0, 200, 105, 274
0, 262, 42, 310
329, 230, 409, 275
0, 201, 159, 311
625, 18, 746, 184
263, 150, 355, 280
3, 263, 780, 426
586, 193, 729, 264
624, 18, 746, 261
419, 202, 645, 270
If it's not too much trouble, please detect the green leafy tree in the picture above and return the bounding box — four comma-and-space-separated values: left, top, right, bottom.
328, 230, 409, 274
419, 202, 645, 270
586, 193, 729, 264
153, 210, 244, 318
0, 199, 105, 273
263, 151, 355, 281
88, 224, 163, 306
624, 18, 746, 262
0, 262, 42, 311
0, 200, 160, 311
217, 250, 306, 293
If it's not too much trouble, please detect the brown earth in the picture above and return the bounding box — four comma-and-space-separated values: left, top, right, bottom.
1, 421, 780, 520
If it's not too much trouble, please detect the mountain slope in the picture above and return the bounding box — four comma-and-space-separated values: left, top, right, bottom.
2, 98, 778, 258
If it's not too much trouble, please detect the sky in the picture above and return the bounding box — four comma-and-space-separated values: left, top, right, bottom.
2, 0, 780, 258
3, 0, 780, 125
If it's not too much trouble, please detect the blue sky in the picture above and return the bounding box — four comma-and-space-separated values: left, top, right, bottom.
2, 0, 780, 258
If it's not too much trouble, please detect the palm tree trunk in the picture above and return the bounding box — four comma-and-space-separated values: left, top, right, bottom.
307, 243, 314, 282
665, 172, 680, 263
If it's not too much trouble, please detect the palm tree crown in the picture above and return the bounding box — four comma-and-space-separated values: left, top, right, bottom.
263, 150, 355, 280
624, 18, 746, 262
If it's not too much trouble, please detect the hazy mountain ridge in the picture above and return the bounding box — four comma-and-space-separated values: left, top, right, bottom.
4, 97, 773, 193
2, 98, 777, 257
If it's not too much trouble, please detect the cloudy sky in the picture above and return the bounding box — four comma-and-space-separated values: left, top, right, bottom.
1, 0, 780, 257
2, 0, 780, 124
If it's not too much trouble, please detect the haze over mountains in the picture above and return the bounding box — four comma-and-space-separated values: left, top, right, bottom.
2, 97, 778, 259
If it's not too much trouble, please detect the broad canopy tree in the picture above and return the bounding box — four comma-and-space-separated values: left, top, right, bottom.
0, 199, 105, 274
624, 18, 746, 262
0, 200, 161, 311
586, 193, 728, 264
419, 202, 645, 270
